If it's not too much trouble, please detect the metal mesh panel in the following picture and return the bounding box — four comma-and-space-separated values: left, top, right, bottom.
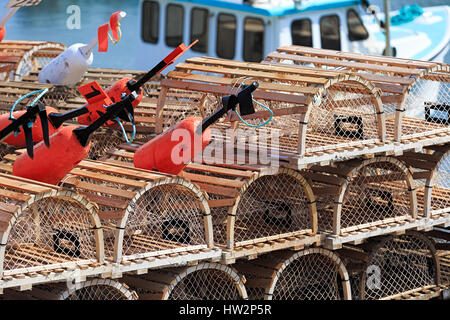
271, 252, 344, 300
307, 83, 380, 150
360, 232, 438, 300
401, 75, 449, 136
430, 151, 450, 216
88, 129, 124, 161
233, 173, 311, 245
121, 184, 206, 257
3, 197, 97, 272
63, 281, 135, 300
168, 267, 244, 300
340, 161, 412, 232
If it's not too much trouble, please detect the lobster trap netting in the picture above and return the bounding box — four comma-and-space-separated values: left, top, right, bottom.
123, 263, 246, 300
430, 150, 450, 217
307, 82, 381, 151
400, 71, 450, 137
338, 160, 413, 233
120, 183, 207, 258
232, 173, 312, 246
88, 128, 124, 161
2, 196, 99, 273
2, 279, 137, 300
236, 249, 349, 300
359, 232, 439, 300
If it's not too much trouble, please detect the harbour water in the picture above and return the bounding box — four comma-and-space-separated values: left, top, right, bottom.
1, 0, 449, 70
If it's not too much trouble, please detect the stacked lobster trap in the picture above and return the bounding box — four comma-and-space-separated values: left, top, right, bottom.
121, 262, 247, 300
0, 45, 448, 301
100, 143, 321, 264
264, 45, 450, 146
0, 172, 105, 292
155, 56, 389, 165
1, 278, 138, 300
0, 40, 66, 82
0, 153, 219, 273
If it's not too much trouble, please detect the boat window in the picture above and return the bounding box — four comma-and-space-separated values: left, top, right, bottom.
216, 13, 236, 59
190, 8, 209, 53
243, 17, 265, 62
320, 15, 341, 50
142, 0, 159, 44
216, 13, 237, 59
347, 9, 369, 41
291, 19, 313, 47
165, 4, 184, 47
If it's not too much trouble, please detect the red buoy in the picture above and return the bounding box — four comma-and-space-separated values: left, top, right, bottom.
0, 27, 5, 43
106, 77, 144, 108
134, 117, 211, 175
13, 126, 90, 185
0, 107, 60, 147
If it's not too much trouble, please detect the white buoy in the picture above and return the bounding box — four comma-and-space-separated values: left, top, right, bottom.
38, 11, 126, 87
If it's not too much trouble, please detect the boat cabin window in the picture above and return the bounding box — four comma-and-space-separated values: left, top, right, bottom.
142, 0, 159, 44
347, 9, 369, 41
243, 17, 265, 62
320, 15, 341, 50
291, 18, 313, 47
165, 4, 184, 47
190, 8, 209, 53
216, 13, 236, 59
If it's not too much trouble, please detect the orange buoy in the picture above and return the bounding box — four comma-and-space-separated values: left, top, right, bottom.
106, 77, 143, 108
13, 126, 90, 185
134, 117, 211, 175
0, 107, 59, 147
0, 27, 5, 42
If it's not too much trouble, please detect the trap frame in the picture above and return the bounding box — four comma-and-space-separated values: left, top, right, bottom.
0, 153, 218, 272
101, 144, 321, 264
155, 56, 387, 164
265, 46, 450, 143
342, 231, 441, 300
122, 262, 247, 300
234, 248, 351, 300
398, 143, 450, 223
0, 172, 104, 291
305, 156, 422, 249
0, 40, 66, 82
2, 278, 138, 300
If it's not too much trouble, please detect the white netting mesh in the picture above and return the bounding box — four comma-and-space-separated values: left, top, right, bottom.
430, 151, 450, 216
233, 173, 312, 245
359, 232, 438, 300
2, 196, 98, 273
307, 82, 381, 149
124, 263, 246, 300
271, 253, 344, 300
314, 160, 413, 234
121, 184, 207, 257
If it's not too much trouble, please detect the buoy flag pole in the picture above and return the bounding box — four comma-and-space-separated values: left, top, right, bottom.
80, 11, 127, 57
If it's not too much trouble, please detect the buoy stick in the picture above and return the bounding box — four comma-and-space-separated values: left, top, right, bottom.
0, 7, 19, 28
80, 11, 127, 57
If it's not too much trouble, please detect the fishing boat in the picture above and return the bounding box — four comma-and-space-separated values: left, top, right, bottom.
136, 0, 450, 67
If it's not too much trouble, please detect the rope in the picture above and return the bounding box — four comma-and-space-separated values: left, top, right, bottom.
107, 23, 122, 45
231, 77, 273, 128
9, 88, 49, 121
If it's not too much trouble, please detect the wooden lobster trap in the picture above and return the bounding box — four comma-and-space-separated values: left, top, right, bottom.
0, 40, 66, 81
122, 262, 247, 300
234, 248, 351, 300
265, 45, 450, 144
1, 278, 138, 300
1, 155, 218, 272
338, 231, 441, 300
0, 172, 104, 291
305, 156, 424, 249
398, 143, 450, 225
154, 56, 390, 167
101, 143, 321, 264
